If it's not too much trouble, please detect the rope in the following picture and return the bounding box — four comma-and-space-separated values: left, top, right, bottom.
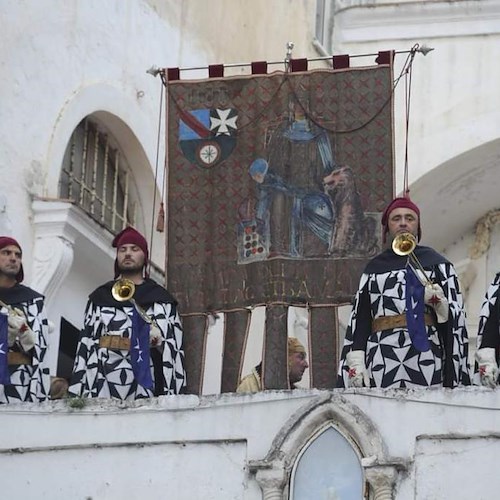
147, 78, 165, 279
402, 44, 419, 196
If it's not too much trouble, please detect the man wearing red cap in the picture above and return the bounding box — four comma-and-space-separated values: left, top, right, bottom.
69, 227, 186, 400
337, 197, 471, 388
0, 236, 50, 403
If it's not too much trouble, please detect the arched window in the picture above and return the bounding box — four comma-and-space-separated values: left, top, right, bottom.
59, 117, 136, 234
290, 424, 365, 499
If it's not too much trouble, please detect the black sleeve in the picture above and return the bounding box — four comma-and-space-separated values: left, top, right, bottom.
351, 283, 372, 351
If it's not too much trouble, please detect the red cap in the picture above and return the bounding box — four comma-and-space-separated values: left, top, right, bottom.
112, 227, 148, 278
381, 197, 421, 243
0, 236, 24, 282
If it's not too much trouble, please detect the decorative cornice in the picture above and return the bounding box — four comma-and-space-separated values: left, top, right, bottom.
334, 0, 500, 43
469, 208, 500, 260
31, 198, 166, 293
31, 236, 74, 300
31, 199, 114, 299
32, 199, 114, 257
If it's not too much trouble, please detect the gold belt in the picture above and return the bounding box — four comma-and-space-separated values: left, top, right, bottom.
99, 336, 131, 350
372, 313, 435, 333
8, 352, 32, 365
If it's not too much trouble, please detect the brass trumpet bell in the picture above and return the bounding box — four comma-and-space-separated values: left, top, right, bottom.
392, 232, 432, 286
110, 278, 155, 326
111, 278, 136, 302
392, 232, 417, 256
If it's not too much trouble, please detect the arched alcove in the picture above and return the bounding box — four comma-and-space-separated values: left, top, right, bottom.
411, 138, 500, 253
33, 83, 166, 376
248, 393, 407, 499
290, 423, 364, 499
43, 82, 165, 262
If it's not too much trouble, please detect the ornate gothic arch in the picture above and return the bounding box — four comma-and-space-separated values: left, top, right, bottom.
248, 393, 407, 499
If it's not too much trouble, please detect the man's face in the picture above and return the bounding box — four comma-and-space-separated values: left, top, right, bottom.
116, 244, 145, 274
387, 207, 419, 240
289, 351, 309, 385
251, 172, 266, 184
0, 245, 22, 279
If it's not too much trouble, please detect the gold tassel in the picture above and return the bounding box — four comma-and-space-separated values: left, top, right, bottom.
156, 202, 165, 233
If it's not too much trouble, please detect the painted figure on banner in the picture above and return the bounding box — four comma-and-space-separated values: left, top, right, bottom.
69, 227, 186, 400
474, 272, 500, 387
323, 166, 379, 257
178, 107, 238, 168
337, 197, 471, 388
167, 61, 395, 313
254, 97, 336, 259
239, 157, 334, 261
0, 236, 50, 403
238, 99, 379, 263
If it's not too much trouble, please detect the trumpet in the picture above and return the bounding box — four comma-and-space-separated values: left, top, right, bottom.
111, 278, 135, 302
111, 278, 155, 326
392, 232, 432, 286
392, 232, 416, 256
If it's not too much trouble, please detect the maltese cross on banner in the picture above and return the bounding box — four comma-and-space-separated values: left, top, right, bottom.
178, 108, 238, 168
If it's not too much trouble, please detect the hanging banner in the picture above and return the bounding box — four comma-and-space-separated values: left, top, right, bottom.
166, 64, 394, 314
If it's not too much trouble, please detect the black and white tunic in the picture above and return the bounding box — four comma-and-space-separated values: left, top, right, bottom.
69, 279, 186, 400
337, 246, 471, 388
474, 272, 500, 384
0, 284, 50, 403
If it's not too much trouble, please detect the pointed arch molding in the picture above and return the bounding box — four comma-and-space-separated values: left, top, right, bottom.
248, 393, 407, 500
31, 199, 114, 301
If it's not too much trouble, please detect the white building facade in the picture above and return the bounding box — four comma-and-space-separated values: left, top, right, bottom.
0, 1, 499, 498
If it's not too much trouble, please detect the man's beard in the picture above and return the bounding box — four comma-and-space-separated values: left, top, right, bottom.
0, 267, 19, 279
117, 263, 143, 275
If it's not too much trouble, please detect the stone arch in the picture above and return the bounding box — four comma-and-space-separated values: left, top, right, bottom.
32, 83, 166, 374
34, 81, 167, 290
410, 138, 500, 254
43, 82, 163, 249
289, 422, 364, 499
408, 138, 500, 341
248, 393, 406, 499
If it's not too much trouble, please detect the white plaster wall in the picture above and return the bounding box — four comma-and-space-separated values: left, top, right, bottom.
415, 436, 500, 499
0, 0, 209, 275
3, 440, 247, 500
0, 389, 498, 499
147, 0, 318, 73
332, 0, 500, 190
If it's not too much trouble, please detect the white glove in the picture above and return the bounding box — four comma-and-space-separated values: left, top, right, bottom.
424, 283, 449, 323
7, 321, 19, 347
7, 310, 26, 332
7, 308, 35, 350
476, 348, 498, 389
149, 324, 162, 347
346, 350, 370, 387
18, 326, 36, 351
